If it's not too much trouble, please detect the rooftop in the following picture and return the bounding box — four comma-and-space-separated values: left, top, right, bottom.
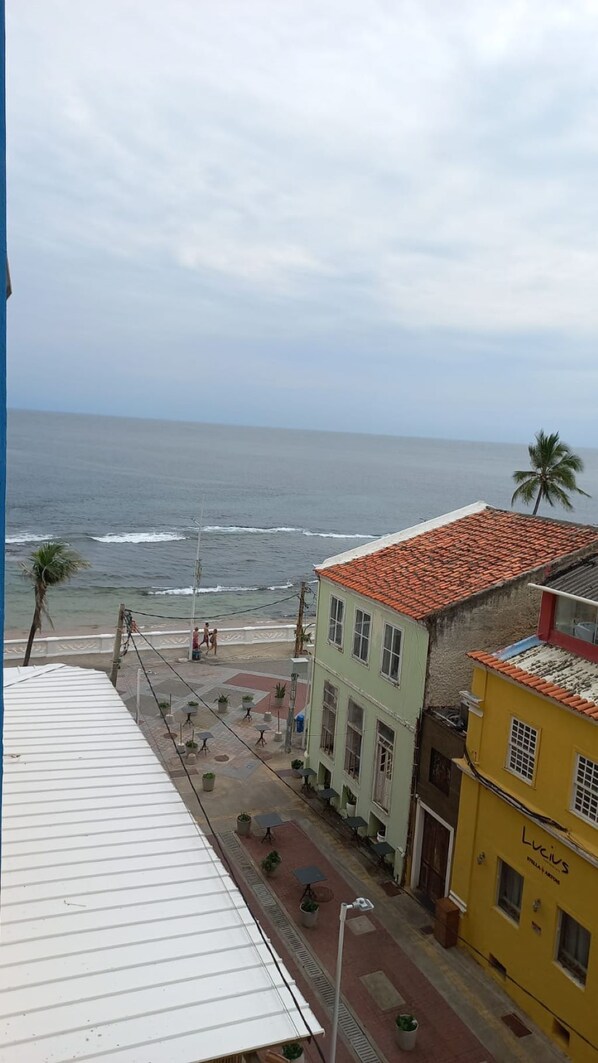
541, 556, 598, 606
317, 503, 598, 621
470, 637, 598, 721
0, 664, 321, 1063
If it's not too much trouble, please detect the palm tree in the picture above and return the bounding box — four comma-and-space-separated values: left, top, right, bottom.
511, 430, 589, 516
22, 541, 90, 665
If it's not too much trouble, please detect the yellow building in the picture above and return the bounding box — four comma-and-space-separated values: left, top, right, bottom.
451, 564, 598, 1062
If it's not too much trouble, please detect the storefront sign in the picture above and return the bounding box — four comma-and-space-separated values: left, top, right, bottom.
521, 825, 569, 884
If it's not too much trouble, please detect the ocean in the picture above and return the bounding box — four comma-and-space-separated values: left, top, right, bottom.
6, 409, 598, 636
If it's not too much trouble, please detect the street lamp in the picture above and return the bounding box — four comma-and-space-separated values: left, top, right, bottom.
330, 897, 374, 1063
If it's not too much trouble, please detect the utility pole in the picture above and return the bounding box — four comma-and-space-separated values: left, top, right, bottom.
110, 603, 125, 687
284, 666, 298, 754
293, 581, 307, 657
188, 509, 203, 661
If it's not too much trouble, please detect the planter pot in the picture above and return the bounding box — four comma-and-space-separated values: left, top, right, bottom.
300, 905, 319, 929
283, 1053, 304, 1063
217, 702, 228, 714
273, 696, 285, 709
376, 830, 386, 844
186, 752, 197, 764
202, 776, 215, 792
237, 816, 251, 837
273, 731, 283, 743
395, 1020, 418, 1052
264, 865, 280, 879
346, 802, 356, 817
263, 710, 272, 723
176, 742, 186, 754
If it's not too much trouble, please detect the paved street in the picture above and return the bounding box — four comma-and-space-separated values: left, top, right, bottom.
114, 648, 565, 1063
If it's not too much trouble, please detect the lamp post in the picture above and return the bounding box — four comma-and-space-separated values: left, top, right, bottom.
330, 897, 374, 1063
188, 511, 203, 661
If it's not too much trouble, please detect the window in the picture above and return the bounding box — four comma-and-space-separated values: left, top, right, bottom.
352, 608, 371, 663
572, 754, 598, 825
497, 860, 523, 923
328, 596, 344, 647
557, 911, 591, 985
554, 596, 598, 646
506, 718, 538, 782
344, 699, 363, 779
373, 720, 394, 810
381, 623, 402, 682
429, 748, 451, 796
320, 681, 337, 756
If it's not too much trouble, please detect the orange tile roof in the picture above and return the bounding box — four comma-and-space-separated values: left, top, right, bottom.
469, 648, 598, 721
318, 507, 598, 621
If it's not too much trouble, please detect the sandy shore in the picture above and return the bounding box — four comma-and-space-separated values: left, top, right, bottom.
4, 614, 298, 641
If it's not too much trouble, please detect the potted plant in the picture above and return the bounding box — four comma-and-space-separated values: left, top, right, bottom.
291, 758, 304, 777
273, 682, 286, 707
158, 700, 170, 710
202, 771, 215, 792
187, 699, 198, 707
281, 1042, 304, 1062
376, 824, 387, 844
299, 897, 319, 929
216, 693, 229, 714
185, 738, 198, 763
242, 693, 254, 709
236, 812, 252, 837
345, 789, 357, 817
395, 1014, 418, 1051
261, 850, 281, 878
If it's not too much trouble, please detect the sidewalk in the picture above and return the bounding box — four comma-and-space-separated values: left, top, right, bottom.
116, 653, 566, 1063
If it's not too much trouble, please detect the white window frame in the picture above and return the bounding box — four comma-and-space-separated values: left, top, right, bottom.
571, 753, 598, 826
344, 699, 363, 780
352, 608, 371, 664
380, 622, 403, 684
556, 910, 591, 987
372, 720, 394, 812
506, 717, 538, 784
328, 596, 344, 648
496, 859, 523, 924
320, 681, 337, 757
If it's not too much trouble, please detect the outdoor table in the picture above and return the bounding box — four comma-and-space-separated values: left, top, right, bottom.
371, 840, 394, 866
255, 811, 284, 843
298, 767, 317, 792
196, 731, 213, 755
345, 815, 368, 842
185, 706, 199, 725
318, 786, 339, 808
242, 705, 253, 721
292, 864, 326, 900
255, 723, 271, 747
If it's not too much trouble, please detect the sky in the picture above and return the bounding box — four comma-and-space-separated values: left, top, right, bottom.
6, 1, 598, 443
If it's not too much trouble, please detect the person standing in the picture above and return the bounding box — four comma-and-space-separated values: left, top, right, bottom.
200, 622, 210, 651
192, 626, 200, 661
209, 627, 218, 656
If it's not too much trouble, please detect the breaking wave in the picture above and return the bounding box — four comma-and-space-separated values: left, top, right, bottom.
91, 532, 187, 544
203, 525, 373, 539
151, 585, 259, 596
5, 533, 51, 544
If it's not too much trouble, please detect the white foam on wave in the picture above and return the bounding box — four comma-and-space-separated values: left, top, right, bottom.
203, 525, 301, 535
302, 531, 374, 539
151, 584, 259, 596
92, 532, 186, 544
267, 581, 293, 590
5, 533, 51, 545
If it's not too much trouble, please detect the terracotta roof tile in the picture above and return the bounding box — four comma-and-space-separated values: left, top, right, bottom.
469, 646, 598, 720
318, 507, 598, 620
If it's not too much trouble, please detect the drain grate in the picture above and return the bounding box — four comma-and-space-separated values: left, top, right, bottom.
219, 832, 383, 1063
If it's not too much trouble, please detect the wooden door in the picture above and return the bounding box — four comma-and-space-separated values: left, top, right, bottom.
418, 811, 450, 907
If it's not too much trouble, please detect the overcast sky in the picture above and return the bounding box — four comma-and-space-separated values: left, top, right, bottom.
6, 1, 598, 443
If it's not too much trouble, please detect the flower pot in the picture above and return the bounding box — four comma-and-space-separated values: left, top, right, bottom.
346, 802, 356, 817
300, 905, 319, 929
395, 1019, 418, 1051
217, 702, 228, 714
282, 1051, 304, 1063
186, 752, 197, 764
202, 775, 215, 792
376, 830, 386, 844
273, 731, 283, 743
273, 696, 285, 709
237, 815, 251, 837
263, 710, 272, 723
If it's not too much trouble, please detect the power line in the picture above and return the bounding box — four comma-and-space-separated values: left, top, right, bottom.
130, 591, 301, 622
127, 633, 327, 1058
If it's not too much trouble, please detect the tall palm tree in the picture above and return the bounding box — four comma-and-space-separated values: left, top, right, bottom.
22, 541, 90, 665
511, 430, 589, 516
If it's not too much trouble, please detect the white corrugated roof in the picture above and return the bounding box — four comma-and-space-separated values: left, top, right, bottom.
0, 665, 322, 1063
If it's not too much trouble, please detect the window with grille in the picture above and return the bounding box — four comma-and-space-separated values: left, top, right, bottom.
506, 718, 538, 782
572, 754, 598, 825
320, 681, 338, 756
373, 720, 394, 810
557, 911, 591, 985
381, 623, 402, 682
344, 699, 363, 778
497, 860, 523, 923
328, 596, 344, 647
352, 608, 371, 663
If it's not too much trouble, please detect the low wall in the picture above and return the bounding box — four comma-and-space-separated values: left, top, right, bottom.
4, 623, 314, 662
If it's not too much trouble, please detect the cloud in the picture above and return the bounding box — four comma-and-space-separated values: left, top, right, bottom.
6, 0, 598, 441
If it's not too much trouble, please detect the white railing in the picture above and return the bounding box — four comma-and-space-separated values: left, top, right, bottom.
4, 623, 314, 662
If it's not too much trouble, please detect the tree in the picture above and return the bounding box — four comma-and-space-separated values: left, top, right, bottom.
511, 430, 589, 516
22, 541, 90, 665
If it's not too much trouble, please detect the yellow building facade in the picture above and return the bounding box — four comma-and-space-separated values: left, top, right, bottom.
452, 636, 598, 1062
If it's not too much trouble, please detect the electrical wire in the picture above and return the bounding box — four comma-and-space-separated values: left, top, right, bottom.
130, 591, 301, 622
464, 747, 567, 831
126, 622, 327, 1062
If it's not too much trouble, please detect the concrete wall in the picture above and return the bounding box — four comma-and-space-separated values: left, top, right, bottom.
306, 577, 429, 878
